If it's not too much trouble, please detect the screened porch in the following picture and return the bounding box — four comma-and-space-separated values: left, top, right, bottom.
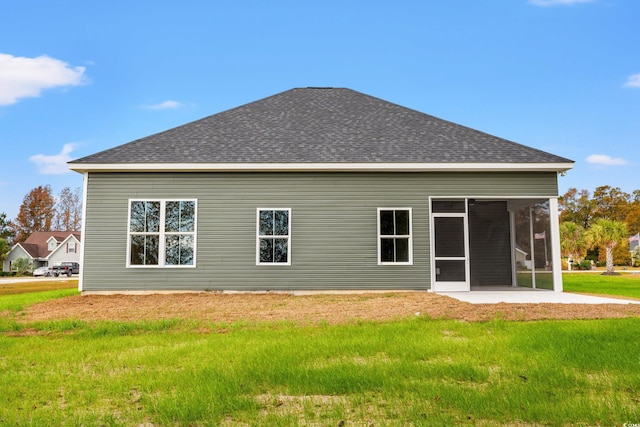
430, 197, 562, 292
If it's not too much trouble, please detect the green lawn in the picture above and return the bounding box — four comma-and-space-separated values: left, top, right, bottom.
0, 278, 78, 296
563, 272, 640, 299
516, 270, 554, 290
1, 287, 640, 426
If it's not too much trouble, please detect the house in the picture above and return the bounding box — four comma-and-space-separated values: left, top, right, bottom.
69, 88, 573, 293
3, 231, 81, 272
630, 233, 639, 253
514, 245, 529, 270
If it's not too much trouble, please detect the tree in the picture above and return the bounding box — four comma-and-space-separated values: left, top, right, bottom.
11, 185, 56, 243
0, 238, 9, 267
559, 221, 586, 263
632, 246, 640, 268
559, 188, 596, 229
54, 186, 82, 231
585, 219, 628, 275
11, 257, 33, 276
592, 185, 630, 222
625, 190, 640, 236
0, 213, 11, 268
0, 212, 13, 241
612, 238, 631, 267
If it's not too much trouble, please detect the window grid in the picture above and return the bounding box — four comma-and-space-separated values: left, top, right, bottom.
256, 208, 291, 266
127, 199, 197, 268
377, 208, 413, 265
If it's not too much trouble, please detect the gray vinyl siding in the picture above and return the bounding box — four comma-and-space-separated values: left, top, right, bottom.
3, 246, 30, 272
81, 171, 558, 291
48, 239, 82, 268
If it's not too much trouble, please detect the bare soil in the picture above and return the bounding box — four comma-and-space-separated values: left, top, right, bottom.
21, 292, 640, 324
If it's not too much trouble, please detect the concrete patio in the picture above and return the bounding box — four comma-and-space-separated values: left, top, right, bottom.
439, 286, 640, 305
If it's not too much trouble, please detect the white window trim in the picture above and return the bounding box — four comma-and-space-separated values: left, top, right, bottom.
256, 208, 292, 266
126, 199, 198, 268
377, 207, 413, 266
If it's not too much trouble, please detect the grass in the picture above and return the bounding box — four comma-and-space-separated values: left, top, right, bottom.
0, 276, 639, 425
0, 287, 80, 333
0, 278, 78, 296
516, 270, 554, 290
0, 316, 639, 426
563, 272, 640, 299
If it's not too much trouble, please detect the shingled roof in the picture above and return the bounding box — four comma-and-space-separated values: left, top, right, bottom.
15, 231, 81, 259
69, 88, 573, 172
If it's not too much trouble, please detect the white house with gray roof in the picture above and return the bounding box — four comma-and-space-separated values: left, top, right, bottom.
69, 88, 573, 293
3, 231, 81, 272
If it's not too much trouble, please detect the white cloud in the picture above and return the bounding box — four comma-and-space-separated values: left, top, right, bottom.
141, 100, 183, 110
586, 154, 628, 166
529, 0, 595, 6
0, 54, 87, 106
29, 143, 77, 175
624, 73, 640, 88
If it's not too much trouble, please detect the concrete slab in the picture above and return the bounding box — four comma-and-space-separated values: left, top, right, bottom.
438, 290, 640, 305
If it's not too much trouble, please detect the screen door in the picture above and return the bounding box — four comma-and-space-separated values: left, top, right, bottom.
432, 213, 469, 291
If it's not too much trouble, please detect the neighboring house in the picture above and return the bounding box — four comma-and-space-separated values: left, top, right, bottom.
631, 233, 640, 266
3, 231, 81, 272
630, 233, 639, 253
69, 88, 573, 293
515, 245, 528, 270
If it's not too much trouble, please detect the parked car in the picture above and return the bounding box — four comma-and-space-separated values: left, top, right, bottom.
51, 262, 80, 277
32, 266, 52, 277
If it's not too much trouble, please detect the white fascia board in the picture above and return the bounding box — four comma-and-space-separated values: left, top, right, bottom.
69, 162, 574, 173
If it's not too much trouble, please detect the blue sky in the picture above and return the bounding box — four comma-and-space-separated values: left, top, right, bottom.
1, 0, 639, 220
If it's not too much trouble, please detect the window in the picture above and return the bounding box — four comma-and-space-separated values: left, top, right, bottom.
257, 209, 291, 265
48, 240, 57, 251
128, 200, 196, 267
67, 242, 76, 253
378, 208, 412, 265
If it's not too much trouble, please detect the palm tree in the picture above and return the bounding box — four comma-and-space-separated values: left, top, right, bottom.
586, 219, 628, 275
559, 221, 586, 265
11, 257, 33, 276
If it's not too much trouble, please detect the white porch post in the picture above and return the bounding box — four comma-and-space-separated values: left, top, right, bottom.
509, 210, 517, 287
549, 197, 563, 292
529, 206, 536, 289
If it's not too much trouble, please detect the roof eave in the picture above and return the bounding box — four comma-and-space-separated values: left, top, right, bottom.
69, 162, 575, 173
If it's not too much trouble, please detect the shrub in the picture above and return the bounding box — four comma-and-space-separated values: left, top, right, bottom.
575, 260, 593, 270
11, 257, 33, 276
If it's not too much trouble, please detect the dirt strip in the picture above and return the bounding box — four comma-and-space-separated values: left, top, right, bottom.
19, 292, 640, 324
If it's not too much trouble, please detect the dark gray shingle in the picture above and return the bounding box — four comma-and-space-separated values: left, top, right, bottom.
70, 88, 572, 165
